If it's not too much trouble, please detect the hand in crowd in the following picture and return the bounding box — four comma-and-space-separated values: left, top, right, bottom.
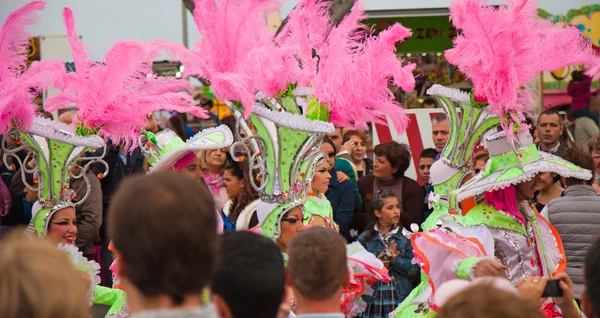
552, 272, 580, 318
473, 259, 507, 278
377, 241, 400, 269
592, 183, 600, 196
341, 140, 357, 154
517, 276, 547, 306
336, 171, 349, 183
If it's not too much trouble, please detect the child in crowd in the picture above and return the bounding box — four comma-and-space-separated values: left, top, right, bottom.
357, 191, 419, 317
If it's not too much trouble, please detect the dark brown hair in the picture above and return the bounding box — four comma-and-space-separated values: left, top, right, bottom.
224, 160, 259, 219
363, 191, 399, 242
287, 227, 347, 301
374, 141, 412, 178
109, 172, 218, 304
562, 147, 594, 185
342, 130, 367, 145
437, 284, 544, 318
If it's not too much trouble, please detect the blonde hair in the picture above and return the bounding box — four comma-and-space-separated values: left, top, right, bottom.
197, 148, 228, 172
0, 233, 90, 318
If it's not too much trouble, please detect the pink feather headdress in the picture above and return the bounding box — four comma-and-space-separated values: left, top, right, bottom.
188, 0, 286, 118
190, 0, 415, 134
446, 0, 600, 134
44, 7, 206, 147
0, 1, 65, 134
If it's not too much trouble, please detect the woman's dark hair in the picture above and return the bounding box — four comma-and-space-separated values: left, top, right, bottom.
374, 141, 411, 178
168, 115, 187, 141
363, 191, 399, 242
571, 70, 586, 83
322, 136, 337, 154
224, 160, 259, 220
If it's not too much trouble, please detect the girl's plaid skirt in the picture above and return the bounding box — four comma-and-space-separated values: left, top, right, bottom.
360, 279, 398, 318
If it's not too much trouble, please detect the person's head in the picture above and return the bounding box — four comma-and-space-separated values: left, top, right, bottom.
199, 148, 229, 174
432, 114, 450, 153
419, 148, 438, 185
311, 159, 331, 196
166, 115, 187, 141
174, 152, 203, 180
572, 70, 586, 82
533, 172, 560, 192
562, 147, 594, 186
58, 111, 74, 125
587, 136, 600, 174
373, 141, 411, 181
320, 137, 337, 169
372, 191, 400, 227
537, 110, 564, 149
223, 160, 259, 216
422, 98, 437, 109
582, 238, 600, 318
109, 172, 218, 306
277, 206, 304, 252
472, 150, 489, 175
46, 206, 77, 245
342, 130, 367, 165
212, 231, 285, 318
0, 234, 90, 318
287, 227, 348, 306
437, 283, 544, 318
514, 175, 539, 201
145, 113, 159, 134
327, 127, 344, 153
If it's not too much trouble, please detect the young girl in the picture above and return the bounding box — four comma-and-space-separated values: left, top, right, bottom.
357, 191, 419, 317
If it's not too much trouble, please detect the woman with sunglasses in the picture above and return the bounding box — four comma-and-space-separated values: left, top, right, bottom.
317, 137, 355, 240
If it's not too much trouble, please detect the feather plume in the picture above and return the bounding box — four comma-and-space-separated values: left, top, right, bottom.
0, 2, 68, 134
190, 0, 284, 118
44, 7, 206, 148
286, 0, 415, 133
446, 0, 600, 134
0, 1, 45, 80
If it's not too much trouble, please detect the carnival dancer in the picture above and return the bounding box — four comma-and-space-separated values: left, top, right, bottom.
182, 0, 423, 315
1, 3, 208, 316
392, 0, 600, 315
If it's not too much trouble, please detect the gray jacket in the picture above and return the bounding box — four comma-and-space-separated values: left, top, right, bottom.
547, 185, 600, 298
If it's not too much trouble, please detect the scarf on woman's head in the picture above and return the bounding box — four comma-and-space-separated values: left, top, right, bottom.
483, 184, 524, 224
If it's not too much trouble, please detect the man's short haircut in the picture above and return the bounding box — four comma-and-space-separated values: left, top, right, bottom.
287, 227, 347, 301
432, 113, 447, 123
562, 147, 594, 185
423, 98, 437, 107
537, 109, 563, 126
109, 172, 218, 304
585, 238, 600, 316
420, 148, 438, 160
212, 232, 284, 318
437, 283, 544, 318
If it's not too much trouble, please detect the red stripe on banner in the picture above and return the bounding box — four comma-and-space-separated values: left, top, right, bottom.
405, 113, 424, 184
374, 123, 393, 143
